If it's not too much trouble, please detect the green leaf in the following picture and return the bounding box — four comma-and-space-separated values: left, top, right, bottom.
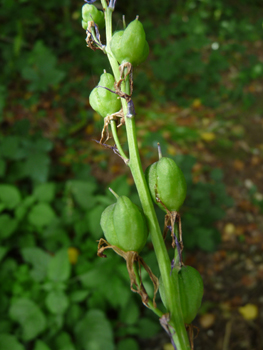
0, 136, 20, 159
0, 158, 6, 177
34, 340, 51, 350
35, 138, 53, 152
136, 318, 160, 338
0, 184, 21, 209
15, 196, 36, 221
210, 168, 223, 181
24, 152, 50, 183
70, 290, 89, 303
33, 183, 56, 202
28, 203, 56, 227
66, 304, 83, 328
21, 41, 65, 92
0, 246, 8, 262
0, 334, 25, 350
117, 338, 139, 350
46, 290, 69, 314
85, 204, 105, 239
105, 275, 130, 309
67, 180, 97, 210
21, 247, 51, 282
119, 299, 140, 325
9, 298, 46, 341
0, 214, 18, 240
47, 249, 71, 282
53, 332, 76, 350
74, 310, 114, 350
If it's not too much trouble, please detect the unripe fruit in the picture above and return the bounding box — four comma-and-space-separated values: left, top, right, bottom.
82, 4, 105, 30
159, 266, 203, 324
110, 18, 149, 66
89, 72, 121, 118
145, 157, 187, 212
100, 196, 148, 252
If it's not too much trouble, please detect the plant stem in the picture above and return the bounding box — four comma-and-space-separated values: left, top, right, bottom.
103, 6, 190, 350
133, 264, 163, 318
125, 116, 190, 350
110, 120, 128, 161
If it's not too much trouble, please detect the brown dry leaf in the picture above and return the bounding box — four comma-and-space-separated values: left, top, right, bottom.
233, 159, 245, 171
241, 274, 257, 288
110, 164, 122, 174
238, 304, 258, 320
251, 155, 261, 166
199, 313, 216, 329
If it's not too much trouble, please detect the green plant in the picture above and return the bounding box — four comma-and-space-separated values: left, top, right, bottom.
145, 152, 187, 212
100, 192, 148, 252
83, 1, 204, 349
159, 266, 204, 325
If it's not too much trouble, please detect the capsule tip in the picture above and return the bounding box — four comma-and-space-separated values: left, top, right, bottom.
157, 143, 162, 159
109, 187, 119, 199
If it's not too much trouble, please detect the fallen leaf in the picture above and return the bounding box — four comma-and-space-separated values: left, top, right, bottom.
192, 98, 202, 109
199, 313, 216, 328
200, 132, 216, 142
224, 223, 235, 235
68, 247, 79, 264
233, 159, 244, 171
238, 303, 258, 320
163, 344, 175, 350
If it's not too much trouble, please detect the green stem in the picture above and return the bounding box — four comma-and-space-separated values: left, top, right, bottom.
103, 6, 190, 350
110, 120, 128, 161
125, 117, 190, 350
133, 264, 163, 318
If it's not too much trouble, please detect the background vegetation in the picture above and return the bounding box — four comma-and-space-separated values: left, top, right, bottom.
1, 0, 262, 349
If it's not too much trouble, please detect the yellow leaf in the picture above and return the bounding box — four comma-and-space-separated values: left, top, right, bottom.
163, 343, 175, 350
192, 98, 202, 109
224, 223, 235, 235
200, 132, 216, 142
68, 247, 79, 265
238, 303, 258, 320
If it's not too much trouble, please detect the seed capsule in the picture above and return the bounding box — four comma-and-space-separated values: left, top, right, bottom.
89, 72, 121, 118
145, 157, 187, 212
82, 4, 105, 30
100, 195, 148, 252
110, 18, 149, 66
159, 266, 204, 324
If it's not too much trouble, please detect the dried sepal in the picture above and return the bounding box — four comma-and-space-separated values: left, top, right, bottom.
99, 109, 124, 143
163, 211, 184, 260
97, 238, 159, 307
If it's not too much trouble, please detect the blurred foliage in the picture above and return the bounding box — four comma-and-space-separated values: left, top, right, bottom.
0, 120, 232, 349
0, 0, 260, 348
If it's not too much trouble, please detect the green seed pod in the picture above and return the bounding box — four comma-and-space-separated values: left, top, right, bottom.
89, 72, 121, 118
110, 18, 149, 66
82, 4, 105, 30
100, 196, 148, 252
145, 157, 187, 212
159, 266, 204, 324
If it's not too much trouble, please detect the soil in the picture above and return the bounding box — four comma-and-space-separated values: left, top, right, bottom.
137, 101, 263, 350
